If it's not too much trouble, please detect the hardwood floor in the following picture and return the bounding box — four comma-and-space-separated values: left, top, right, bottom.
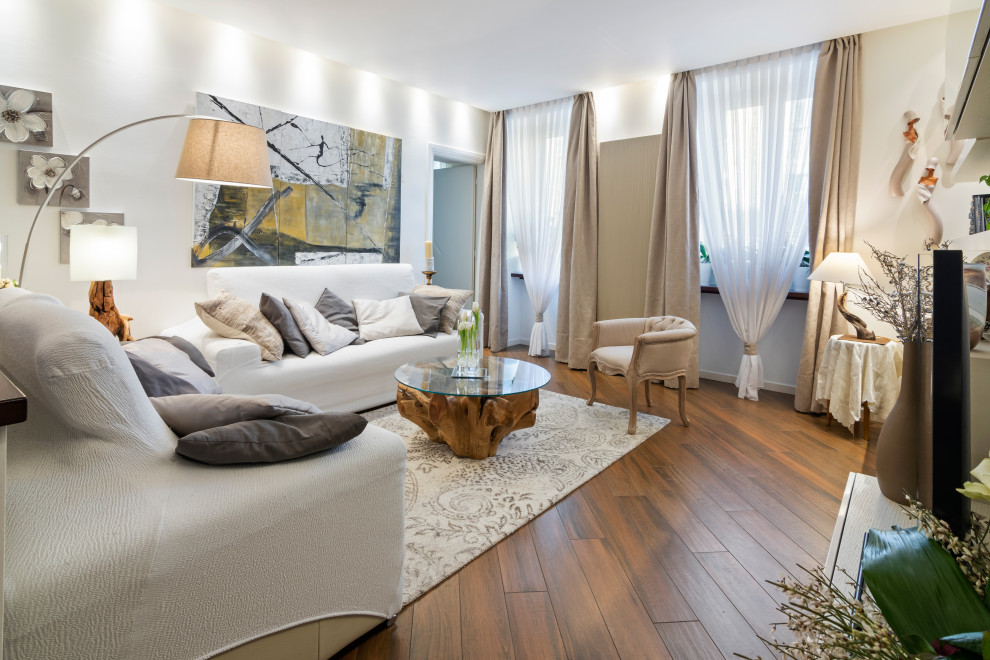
340, 347, 876, 660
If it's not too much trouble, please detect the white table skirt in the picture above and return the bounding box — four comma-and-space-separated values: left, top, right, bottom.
814, 335, 904, 430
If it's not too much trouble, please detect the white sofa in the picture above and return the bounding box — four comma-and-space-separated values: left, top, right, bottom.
163, 264, 460, 412
0, 289, 407, 660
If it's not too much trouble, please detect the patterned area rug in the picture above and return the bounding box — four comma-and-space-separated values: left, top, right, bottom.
364, 389, 669, 605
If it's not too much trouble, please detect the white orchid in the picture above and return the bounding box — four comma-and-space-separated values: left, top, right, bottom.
0, 89, 47, 142
26, 154, 73, 191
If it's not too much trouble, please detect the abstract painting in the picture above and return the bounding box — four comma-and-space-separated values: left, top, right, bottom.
59, 211, 124, 264
0, 85, 53, 146
17, 150, 89, 208
191, 93, 401, 268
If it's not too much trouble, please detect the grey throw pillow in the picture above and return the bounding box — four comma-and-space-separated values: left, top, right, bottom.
259, 293, 311, 357
176, 412, 368, 465
284, 297, 359, 355
400, 292, 450, 337
315, 288, 366, 345
412, 285, 473, 333
123, 338, 222, 397
150, 393, 321, 437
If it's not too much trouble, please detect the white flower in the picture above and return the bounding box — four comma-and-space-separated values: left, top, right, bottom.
0, 89, 47, 142
26, 154, 73, 191
0, 279, 18, 289
472, 301, 480, 313
61, 211, 83, 230
460, 309, 471, 322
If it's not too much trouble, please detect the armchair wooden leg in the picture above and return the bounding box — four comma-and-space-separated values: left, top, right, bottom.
678, 375, 690, 427
644, 379, 652, 407
628, 379, 639, 435
587, 363, 598, 407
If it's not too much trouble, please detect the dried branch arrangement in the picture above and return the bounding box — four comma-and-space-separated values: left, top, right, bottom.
852, 241, 949, 342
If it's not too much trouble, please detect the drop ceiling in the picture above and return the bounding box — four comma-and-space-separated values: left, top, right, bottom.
154, 0, 980, 110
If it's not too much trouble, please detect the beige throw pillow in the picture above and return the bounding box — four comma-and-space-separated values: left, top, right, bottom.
412, 285, 473, 333
195, 290, 284, 361
352, 297, 424, 341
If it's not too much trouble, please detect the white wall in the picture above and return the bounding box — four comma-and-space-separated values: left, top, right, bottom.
0, 0, 489, 334
592, 10, 982, 392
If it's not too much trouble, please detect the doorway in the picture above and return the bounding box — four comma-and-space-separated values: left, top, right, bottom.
429, 146, 484, 292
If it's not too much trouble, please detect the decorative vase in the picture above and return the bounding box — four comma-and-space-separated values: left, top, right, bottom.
455, 309, 483, 376
875, 340, 933, 507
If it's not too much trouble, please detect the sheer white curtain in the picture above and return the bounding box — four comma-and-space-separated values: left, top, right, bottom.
505, 97, 572, 356
696, 45, 818, 400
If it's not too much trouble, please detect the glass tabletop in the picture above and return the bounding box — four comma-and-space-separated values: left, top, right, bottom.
395, 356, 551, 397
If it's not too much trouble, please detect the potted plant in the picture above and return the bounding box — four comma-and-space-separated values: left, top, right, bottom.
791, 249, 811, 293
699, 243, 714, 287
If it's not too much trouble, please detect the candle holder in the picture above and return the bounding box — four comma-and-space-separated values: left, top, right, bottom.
422, 270, 436, 285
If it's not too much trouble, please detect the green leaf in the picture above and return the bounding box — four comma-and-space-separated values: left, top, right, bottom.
863, 528, 990, 653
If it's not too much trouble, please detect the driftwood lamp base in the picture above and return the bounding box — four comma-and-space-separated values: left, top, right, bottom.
88, 280, 134, 342
396, 383, 539, 459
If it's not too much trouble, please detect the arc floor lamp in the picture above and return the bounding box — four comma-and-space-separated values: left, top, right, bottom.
16, 114, 271, 340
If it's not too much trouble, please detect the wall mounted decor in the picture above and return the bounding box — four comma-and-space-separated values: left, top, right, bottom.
889, 110, 920, 197
16, 150, 89, 208
59, 210, 124, 264
191, 93, 401, 268
0, 86, 53, 146
915, 156, 942, 245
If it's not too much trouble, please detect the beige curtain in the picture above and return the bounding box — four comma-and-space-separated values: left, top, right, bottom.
478, 111, 509, 351
795, 36, 862, 412
644, 71, 700, 388
556, 93, 599, 368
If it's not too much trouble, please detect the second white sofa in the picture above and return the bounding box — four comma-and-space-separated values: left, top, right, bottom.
163, 264, 460, 412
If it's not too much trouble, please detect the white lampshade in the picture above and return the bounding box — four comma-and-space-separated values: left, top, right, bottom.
808, 251, 870, 284
174, 118, 271, 188
70, 225, 138, 282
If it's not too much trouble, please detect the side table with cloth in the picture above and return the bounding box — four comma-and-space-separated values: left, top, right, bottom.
814, 335, 903, 440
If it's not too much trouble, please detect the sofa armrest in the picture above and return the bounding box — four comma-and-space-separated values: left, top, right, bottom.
593, 318, 648, 349
637, 328, 697, 345
161, 318, 262, 375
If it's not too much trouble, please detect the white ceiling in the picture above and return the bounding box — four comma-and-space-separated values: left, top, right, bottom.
155, 0, 980, 110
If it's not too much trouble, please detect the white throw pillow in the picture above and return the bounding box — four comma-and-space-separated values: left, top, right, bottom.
352, 297, 424, 341
283, 297, 358, 355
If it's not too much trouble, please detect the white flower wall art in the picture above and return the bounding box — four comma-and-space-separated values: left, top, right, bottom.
0, 86, 53, 146
59, 211, 124, 264
17, 150, 89, 208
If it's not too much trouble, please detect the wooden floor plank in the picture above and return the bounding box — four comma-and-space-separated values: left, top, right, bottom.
581, 474, 696, 623
623, 495, 770, 659
573, 538, 674, 660
730, 509, 822, 577
410, 576, 461, 660
459, 548, 515, 660
556, 488, 605, 540
652, 465, 790, 601
356, 608, 412, 660
496, 523, 547, 593
529, 509, 620, 659
655, 622, 723, 660
504, 592, 567, 660
695, 551, 785, 642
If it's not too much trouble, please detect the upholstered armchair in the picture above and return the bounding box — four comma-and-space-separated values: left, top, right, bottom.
587, 316, 698, 434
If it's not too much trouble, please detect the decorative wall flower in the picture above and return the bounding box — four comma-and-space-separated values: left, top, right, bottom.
0, 89, 48, 143
26, 154, 72, 191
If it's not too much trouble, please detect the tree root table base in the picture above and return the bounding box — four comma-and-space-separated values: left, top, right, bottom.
396, 383, 540, 459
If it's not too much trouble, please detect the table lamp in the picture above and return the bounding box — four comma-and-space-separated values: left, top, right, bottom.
70, 224, 138, 341
809, 251, 879, 342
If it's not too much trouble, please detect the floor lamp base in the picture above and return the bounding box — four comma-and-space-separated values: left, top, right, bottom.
88, 280, 134, 342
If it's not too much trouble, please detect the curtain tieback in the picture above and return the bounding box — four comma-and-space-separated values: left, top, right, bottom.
744, 342, 759, 356
535, 312, 544, 323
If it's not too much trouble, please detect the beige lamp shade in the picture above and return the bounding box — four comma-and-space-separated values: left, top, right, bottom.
808, 251, 870, 284
69, 225, 138, 282
175, 118, 271, 188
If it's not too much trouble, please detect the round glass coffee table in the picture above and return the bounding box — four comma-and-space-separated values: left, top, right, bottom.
394, 356, 551, 459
